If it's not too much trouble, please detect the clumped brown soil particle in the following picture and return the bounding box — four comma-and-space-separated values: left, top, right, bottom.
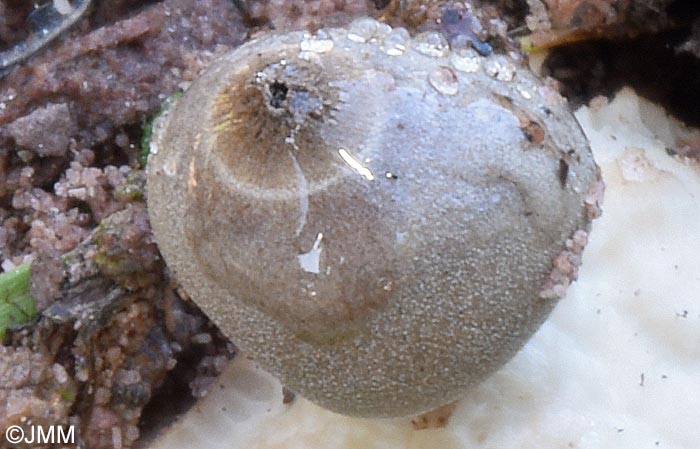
0, 0, 247, 149
525, 0, 673, 34
0, 1, 247, 447
1, 0, 248, 263
0, 345, 74, 449
241, 0, 527, 52
0, 0, 32, 50
242, 0, 374, 30
5, 212, 233, 448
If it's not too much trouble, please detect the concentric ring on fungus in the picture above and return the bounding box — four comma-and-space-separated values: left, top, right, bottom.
146, 18, 602, 418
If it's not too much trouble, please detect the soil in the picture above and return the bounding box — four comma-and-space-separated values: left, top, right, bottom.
1, 1, 699, 448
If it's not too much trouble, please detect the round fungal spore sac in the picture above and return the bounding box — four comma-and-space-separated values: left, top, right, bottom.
147, 19, 602, 418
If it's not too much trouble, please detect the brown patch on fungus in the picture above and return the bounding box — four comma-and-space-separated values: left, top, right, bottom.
584, 179, 605, 219
411, 401, 458, 430
539, 229, 590, 301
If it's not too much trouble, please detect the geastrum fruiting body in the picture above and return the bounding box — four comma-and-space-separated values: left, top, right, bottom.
147, 18, 602, 417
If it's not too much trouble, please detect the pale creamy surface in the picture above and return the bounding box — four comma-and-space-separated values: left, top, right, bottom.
150, 88, 700, 449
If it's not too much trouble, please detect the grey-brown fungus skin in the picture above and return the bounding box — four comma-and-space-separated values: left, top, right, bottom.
147, 18, 602, 418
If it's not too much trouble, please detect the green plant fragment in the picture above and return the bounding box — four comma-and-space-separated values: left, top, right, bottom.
140, 91, 182, 168
0, 262, 37, 339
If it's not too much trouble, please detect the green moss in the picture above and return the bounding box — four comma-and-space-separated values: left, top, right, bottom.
114, 171, 146, 203
59, 388, 76, 402
0, 263, 36, 339
94, 239, 121, 274
519, 36, 538, 53
140, 91, 183, 168
94, 252, 108, 266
